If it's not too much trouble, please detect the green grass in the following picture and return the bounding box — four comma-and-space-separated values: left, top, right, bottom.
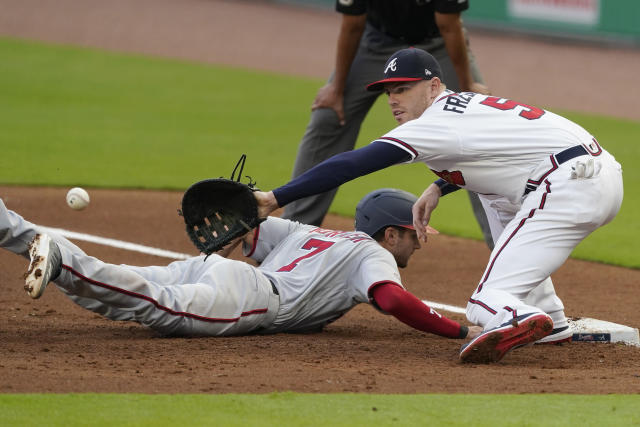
1, 394, 639, 426
0, 37, 638, 267
0, 36, 639, 427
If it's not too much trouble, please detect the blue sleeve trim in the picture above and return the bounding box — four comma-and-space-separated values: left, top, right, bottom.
273, 142, 411, 207
434, 178, 460, 196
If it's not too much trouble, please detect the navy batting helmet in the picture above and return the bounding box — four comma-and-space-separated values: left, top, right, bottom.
355, 188, 417, 237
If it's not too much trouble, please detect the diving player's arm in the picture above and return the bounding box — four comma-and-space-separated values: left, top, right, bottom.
370, 282, 481, 339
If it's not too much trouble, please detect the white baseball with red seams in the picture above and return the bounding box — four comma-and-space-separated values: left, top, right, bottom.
66, 187, 90, 210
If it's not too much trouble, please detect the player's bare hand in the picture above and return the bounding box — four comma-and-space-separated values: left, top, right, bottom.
254, 191, 279, 219
311, 83, 346, 125
469, 82, 490, 95
412, 184, 442, 243
466, 326, 483, 340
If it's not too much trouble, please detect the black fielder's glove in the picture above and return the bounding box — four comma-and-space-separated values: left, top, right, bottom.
179, 155, 264, 256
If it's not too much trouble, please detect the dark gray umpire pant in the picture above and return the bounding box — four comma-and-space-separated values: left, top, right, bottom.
283, 23, 494, 249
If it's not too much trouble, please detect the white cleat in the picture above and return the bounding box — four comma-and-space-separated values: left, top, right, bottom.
535, 325, 573, 345
24, 234, 61, 299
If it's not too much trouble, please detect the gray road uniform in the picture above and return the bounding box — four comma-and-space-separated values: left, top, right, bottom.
0, 201, 402, 336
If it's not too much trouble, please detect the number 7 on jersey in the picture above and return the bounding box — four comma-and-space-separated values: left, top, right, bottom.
277, 238, 335, 272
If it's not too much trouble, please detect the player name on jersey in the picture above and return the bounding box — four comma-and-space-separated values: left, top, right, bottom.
442, 92, 476, 114
309, 227, 372, 243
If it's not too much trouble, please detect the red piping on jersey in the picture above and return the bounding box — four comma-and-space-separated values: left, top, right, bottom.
61, 264, 268, 323
435, 93, 458, 103
245, 224, 261, 258
476, 179, 553, 295
376, 137, 418, 158
527, 155, 558, 186
468, 297, 497, 315
583, 137, 603, 156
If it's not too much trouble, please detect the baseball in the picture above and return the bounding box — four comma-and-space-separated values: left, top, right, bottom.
66, 187, 90, 210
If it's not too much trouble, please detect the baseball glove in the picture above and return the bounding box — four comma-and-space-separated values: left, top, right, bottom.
179, 154, 264, 256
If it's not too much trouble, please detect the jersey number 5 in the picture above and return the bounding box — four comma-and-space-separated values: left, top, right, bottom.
277, 238, 335, 272
480, 96, 545, 120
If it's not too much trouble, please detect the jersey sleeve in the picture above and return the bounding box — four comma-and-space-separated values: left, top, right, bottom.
373, 136, 419, 163
336, 0, 366, 15
375, 108, 461, 166
243, 217, 306, 263
349, 246, 404, 310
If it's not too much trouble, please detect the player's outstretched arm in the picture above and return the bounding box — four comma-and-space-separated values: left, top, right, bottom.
412, 183, 442, 243
371, 282, 472, 339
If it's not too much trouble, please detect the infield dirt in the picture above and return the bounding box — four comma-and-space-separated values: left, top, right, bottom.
1, 0, 639, 394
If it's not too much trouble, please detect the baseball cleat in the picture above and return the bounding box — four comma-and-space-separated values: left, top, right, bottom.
460, 313, 553, 363
535, 325, 573, 345
24, 233, 62, 299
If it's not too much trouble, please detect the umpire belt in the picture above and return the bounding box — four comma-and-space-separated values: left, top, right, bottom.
524, 145, 591, 196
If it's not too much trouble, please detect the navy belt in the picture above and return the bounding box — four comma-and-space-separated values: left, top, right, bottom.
524, 145, 589, 195
270, 281, 279, 295
554, 144, 588, 164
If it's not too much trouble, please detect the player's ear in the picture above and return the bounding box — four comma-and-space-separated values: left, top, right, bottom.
384, 227, 399, 245
427, 77, 442, 105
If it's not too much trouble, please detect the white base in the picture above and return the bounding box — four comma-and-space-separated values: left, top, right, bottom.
568, 317, 640, 346
423, 300, 640, 347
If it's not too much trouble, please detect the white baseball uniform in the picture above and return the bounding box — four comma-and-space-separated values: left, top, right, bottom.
377, 91, 623, 330
0, 200, 403, 336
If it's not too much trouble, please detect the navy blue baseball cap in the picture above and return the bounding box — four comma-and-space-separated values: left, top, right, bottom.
366, 48, 442, 92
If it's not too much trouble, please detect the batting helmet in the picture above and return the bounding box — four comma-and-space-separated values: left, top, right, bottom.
355, 188, 417, 237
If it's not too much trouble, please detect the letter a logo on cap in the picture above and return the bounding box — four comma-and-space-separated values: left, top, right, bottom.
385, 58, 398, 74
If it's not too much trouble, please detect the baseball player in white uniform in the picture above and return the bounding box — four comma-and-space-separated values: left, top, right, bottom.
0, 189, 480, 340
254, 48, 624, 363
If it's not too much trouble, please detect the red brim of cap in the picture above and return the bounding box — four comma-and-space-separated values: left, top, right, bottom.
399, 224, 439, 235
366, 77, 423, 92
398, 224, 416, 230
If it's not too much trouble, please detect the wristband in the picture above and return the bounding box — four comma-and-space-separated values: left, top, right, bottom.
434, 178, 460, 196
458, 325, 469, 339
